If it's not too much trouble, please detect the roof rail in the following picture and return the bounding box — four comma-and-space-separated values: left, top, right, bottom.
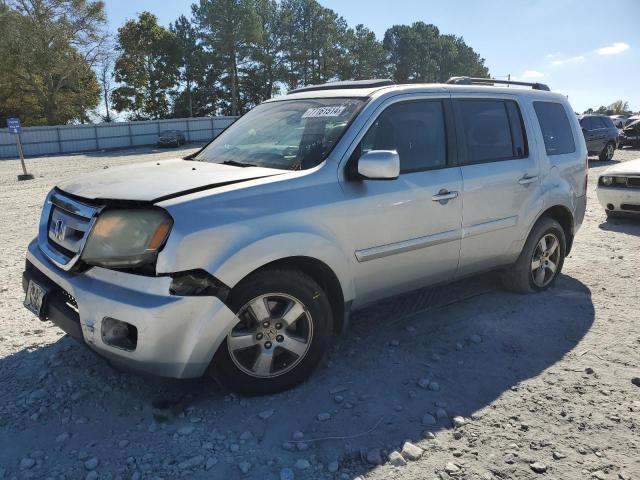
445, 76, 551, 91
288, 79, 395, 94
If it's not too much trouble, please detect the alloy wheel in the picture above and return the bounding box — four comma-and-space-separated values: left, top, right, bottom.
606, 143, 614, 160
530, 233, 561, 288
227, 293, 313, 378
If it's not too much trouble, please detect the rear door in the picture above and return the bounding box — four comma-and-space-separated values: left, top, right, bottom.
451, 95, 542, 276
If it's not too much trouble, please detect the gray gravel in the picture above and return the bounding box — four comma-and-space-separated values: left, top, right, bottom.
0, 146, 639, 479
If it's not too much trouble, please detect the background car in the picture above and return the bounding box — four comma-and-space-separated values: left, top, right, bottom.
609, 115, 626, 129
597, 158, 640, 218
157, 130, 186, 147
624, 115, 640, 127
619, 119, 640, 148
578, 114, 619, 161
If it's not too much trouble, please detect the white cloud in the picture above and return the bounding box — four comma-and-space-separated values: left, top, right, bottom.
551, 55, 585, 66
596, 42, 630, 55
523, 70, 544, 79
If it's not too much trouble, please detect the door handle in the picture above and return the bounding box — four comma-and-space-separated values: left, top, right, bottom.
518, 175, 538, 185
432, 189, 459, 202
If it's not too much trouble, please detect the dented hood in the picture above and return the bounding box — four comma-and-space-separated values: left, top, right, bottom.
57, 158, 283, 203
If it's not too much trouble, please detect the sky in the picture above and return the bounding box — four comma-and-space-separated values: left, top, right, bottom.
103, 0, 640, 114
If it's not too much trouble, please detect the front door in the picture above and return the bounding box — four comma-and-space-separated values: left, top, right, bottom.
339, 97, 463, 307
451, 96, 542, 276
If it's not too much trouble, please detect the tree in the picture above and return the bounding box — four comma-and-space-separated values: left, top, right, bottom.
111, 12, 179, 120
0, 0, 107, 125
609, 100, 630, 115
383, 22, 489, 83
96, 40, 116, 122
192, 0, 260, 116
340, 24, 388, 80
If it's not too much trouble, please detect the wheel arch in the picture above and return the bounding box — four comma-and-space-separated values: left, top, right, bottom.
535, 205, 575, 254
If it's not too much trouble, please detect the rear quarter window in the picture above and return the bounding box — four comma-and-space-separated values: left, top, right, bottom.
533, 101, 576, 155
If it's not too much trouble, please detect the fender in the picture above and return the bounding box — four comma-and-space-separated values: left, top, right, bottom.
210, 232, 355, 303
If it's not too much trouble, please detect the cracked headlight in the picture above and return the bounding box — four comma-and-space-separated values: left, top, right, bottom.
82, 209, 173, 268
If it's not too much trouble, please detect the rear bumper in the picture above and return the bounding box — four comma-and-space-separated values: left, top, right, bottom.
596, 186, 640, 215
24, 239, 238, 378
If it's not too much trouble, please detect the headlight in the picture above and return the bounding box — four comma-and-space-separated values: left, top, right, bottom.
81, 209, 173, 268
600, 176, 614, 186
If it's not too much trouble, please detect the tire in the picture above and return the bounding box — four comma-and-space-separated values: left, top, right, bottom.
210, 268, 333, 396
599, 142, 615, 161
501, 217, 566, 294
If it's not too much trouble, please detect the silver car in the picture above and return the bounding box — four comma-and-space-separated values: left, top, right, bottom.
597, 158, 640, 218
23, 78, 587, 395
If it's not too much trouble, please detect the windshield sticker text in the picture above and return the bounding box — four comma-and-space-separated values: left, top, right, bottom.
302, 106, 347, 118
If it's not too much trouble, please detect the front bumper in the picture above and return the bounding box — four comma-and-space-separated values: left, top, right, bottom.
596, 186, 640, 216
25, 239, 237, 378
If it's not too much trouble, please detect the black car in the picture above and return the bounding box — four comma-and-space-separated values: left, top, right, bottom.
578, 114, 618, 161
157, 130, 186, 147
619, 119, 640, 148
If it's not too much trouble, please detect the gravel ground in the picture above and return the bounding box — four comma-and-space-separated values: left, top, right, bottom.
0, 146, 639, 480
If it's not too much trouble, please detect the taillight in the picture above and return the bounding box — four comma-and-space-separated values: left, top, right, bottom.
584, 154, 588, 194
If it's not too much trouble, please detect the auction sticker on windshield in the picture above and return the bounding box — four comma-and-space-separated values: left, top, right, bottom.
302, 106, 347, 118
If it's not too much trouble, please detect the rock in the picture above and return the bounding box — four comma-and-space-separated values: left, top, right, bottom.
455, 342, 463, 350
421, 413, 437, 426
292, 431, 304, 441
85, 472, 98, 480
327, 460, 339, 473
239, 431, 253, 441
435, 408, 448, 421
445, 462, 460, 474
366, 448, 383, 465
258, 409, 275, 420
388, 451, 406, 467
238, 461, 252, 474
334, 394, 344, 403
428, 382, 440, 392
118, 439, 129, 449
295, 442, 309, 451
282, 442, 296, 451
585, 367, 595, 374
29, 389, 47, 403
177, 425, 195, 436
452, 416, 466, 427
317, 412, 331, 422
389, 339, 400, 347
401, 442, 423, 461
592, 471, 606, 480
423, 431, 436, 439
205, 457, 218, 470
19, 458, 35, 470
453, 431, 463, 440
230, 443, 240, 452
417, 378, 431, 389
530, 462, 547, 473
294, 459, 310, 470
84, 457, 99, 471
280, 467, 295, 480
56, 432, 70, 443
470, 334, 482, 344
552, 451, 567, 460
631, 377, 640, 387
178, 455, 204, 470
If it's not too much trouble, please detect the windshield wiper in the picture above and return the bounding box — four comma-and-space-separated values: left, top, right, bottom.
222, 160, 256, 168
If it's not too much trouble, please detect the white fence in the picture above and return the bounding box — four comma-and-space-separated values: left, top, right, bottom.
0, 116, 237, 159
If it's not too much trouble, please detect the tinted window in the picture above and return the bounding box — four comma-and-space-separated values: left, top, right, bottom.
600, 117, 615, 129
456, 100, 526, 164
534, 102, 576, 155
360, 101, 446, 173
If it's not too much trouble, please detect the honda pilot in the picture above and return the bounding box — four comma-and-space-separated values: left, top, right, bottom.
23, 77, 587, 395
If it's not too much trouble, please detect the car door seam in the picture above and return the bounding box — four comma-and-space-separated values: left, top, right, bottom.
354, 228, 463, 262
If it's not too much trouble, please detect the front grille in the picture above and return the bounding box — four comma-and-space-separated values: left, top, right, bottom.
626, 177, 640, 188
38, 190, 102, 271
620, 204, 640, 212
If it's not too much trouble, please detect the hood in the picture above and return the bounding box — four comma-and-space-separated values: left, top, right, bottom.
602, 158, 640, 176
57, 158, 284, 203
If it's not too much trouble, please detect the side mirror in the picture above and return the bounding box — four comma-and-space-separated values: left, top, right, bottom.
356, 150, 400, 180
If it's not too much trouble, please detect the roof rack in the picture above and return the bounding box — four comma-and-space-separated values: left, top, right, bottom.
446, 76, 550, 91
288, 79, 395, 94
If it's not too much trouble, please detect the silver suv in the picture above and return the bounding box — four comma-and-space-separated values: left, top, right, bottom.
23, 77, 587, 395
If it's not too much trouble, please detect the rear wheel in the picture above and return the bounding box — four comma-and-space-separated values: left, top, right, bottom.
502, 217, 566, 294
599, 142, 615, 161
211, 269, 333, 395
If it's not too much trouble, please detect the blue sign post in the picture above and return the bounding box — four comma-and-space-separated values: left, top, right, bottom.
6, 118, 34, 181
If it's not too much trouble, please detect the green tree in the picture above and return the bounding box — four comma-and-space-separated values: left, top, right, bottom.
609, 100, 630, 115
0, 0, 106, 125
192, 0, 260, 116
111, 12, 180, 120
383, 22, 489, 83
171, 15, 208, 117
341, 24, 388, 80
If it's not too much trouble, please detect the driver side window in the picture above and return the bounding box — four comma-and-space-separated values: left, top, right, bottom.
358, 100, 446, 174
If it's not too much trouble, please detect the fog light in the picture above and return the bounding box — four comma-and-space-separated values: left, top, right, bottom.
102, 317, 137, 351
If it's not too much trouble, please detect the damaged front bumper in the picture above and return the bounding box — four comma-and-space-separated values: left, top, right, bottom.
24, 238, 238, 379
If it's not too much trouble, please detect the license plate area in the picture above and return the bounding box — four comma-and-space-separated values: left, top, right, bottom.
24, 280, 49, 319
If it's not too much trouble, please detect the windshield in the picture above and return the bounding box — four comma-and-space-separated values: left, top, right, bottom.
195, 98, 365, 170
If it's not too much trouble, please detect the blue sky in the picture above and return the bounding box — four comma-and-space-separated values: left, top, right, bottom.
104, 0, 639, 113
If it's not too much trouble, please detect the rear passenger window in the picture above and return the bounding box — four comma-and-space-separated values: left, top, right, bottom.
455, 99, 527, 165
534, 102, 576, 155
360, 101, 446, 173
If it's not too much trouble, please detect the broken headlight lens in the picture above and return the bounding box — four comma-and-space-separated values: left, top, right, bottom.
82, 209, 173, 268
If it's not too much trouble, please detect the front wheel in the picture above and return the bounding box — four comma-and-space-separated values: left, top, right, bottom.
210, 268, 333, 396
599, 142, 615, 161
501, 217, 566, 294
